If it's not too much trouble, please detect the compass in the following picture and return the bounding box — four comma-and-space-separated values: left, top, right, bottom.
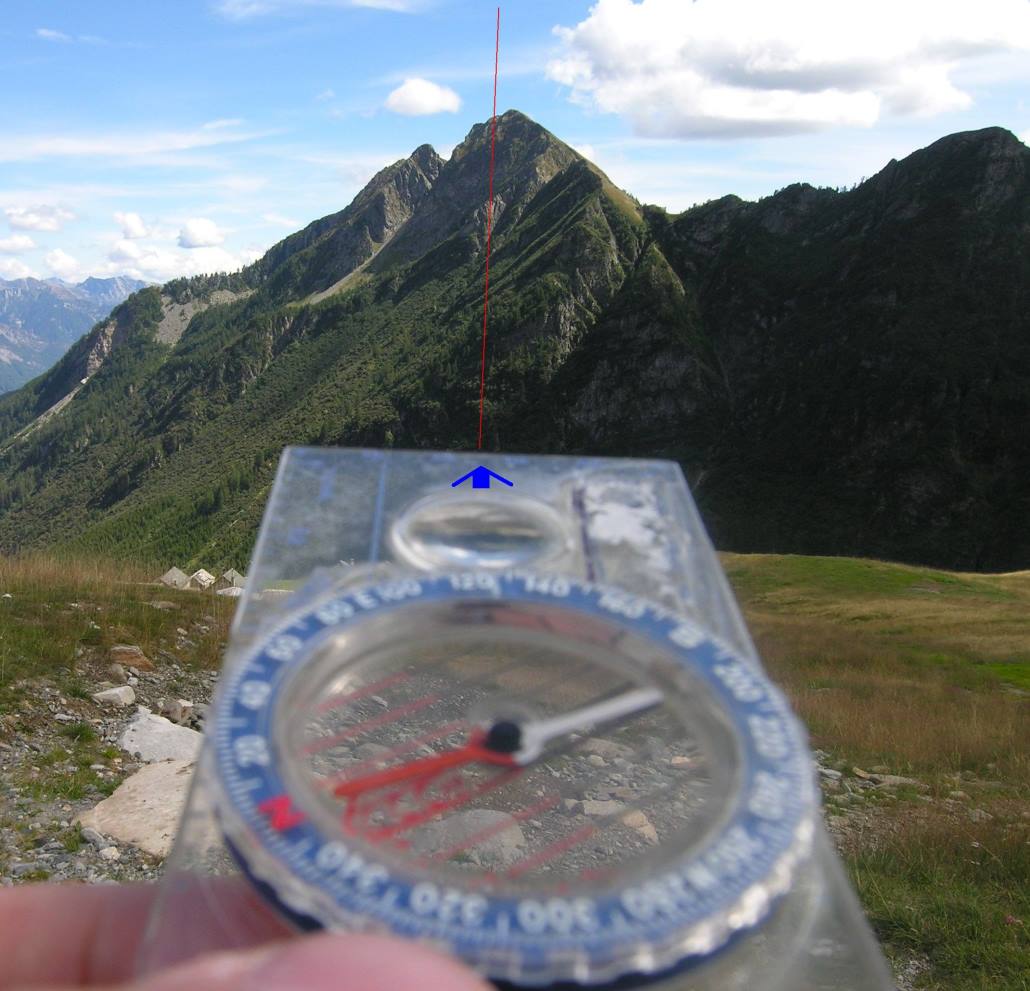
210, 570, 816, 987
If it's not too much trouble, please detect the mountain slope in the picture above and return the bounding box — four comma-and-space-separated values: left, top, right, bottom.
0, 276, 147, 393
0, 114, 1027, 571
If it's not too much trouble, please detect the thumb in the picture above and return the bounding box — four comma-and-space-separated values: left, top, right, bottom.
131, 933, 492, 991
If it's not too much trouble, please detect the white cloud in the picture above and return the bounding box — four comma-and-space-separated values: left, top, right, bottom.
5, 204, 75, 231
548, 0, 1030, 139
178, 218, 225, 248
0, 258, 37, 279
215, 0, 421, 18
35, 27, 107, 44
114, 211, 149, 239
0, 122, 266, 164
262, 212, 300, 228
45, 248, 80, 280
104, 238, 258, 282
35, 27, 71, 42
385, 78, 461, 116
316, 88, 336, 102
202, 118, 245, 130
0, 234, 36, 254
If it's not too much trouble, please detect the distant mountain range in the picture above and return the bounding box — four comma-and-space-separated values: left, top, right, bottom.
0, 112, 1026, 571
0, 276, 148, 393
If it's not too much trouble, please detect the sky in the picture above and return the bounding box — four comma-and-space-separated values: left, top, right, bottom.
1, 0, 1029, 285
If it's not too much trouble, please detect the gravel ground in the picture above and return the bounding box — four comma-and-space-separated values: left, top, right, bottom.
0, 617, 218, 887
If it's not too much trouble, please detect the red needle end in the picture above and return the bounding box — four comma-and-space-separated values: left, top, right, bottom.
332, 731, 516, 799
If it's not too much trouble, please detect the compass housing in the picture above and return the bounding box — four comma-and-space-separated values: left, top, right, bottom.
136, 448, 894, 991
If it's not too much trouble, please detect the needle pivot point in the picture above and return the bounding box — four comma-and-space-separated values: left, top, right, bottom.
484, 719, 522, 754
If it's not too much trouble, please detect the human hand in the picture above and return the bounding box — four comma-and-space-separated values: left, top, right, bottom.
0, 882, 490, 991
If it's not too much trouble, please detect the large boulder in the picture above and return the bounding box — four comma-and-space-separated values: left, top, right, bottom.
120, 706, 202, 763
76, 760, 196, 857
92, 686, 136, 707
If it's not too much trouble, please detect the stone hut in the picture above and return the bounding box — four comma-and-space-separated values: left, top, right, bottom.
158, 567, 189, 590
217, 568, 246, 590
187, 568, 216, 590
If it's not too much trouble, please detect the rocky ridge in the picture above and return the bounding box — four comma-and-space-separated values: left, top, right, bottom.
0, 117, 1027, 571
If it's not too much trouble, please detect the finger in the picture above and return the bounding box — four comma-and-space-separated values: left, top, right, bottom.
0, 883, 156, 988
0, 879, 288, 988
135, 933, 492, 991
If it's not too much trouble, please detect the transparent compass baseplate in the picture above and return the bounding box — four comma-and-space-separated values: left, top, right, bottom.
137, 448, 893, 990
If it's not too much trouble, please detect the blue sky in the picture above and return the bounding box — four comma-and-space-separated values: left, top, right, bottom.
1, 0, 1029, 284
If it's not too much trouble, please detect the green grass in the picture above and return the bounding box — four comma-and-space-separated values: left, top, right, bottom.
726, 552, 1030, 990
848, 808, 1030, 991
57, 722, 96, 744
0, 552, 233, 704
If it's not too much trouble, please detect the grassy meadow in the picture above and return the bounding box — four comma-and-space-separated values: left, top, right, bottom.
0, 551, 1027, 989
724, 553, 1029, 991
0, 553, 234, 717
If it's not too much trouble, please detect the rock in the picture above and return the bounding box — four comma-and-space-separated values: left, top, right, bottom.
76, 760, 197, 857
107, 663, 127, 684
621, 810, 659, 844
9, 863, 40, 877
969, 808, 993, 823
818, 767, 843, 780
587, 754, 607, 768
354, 742, 393, 762
1, 593, 12, 600
582, 800, 626, 817
149, 601, 178, 611
581, 737, 633, 759
80, 826, 108, 849
53, 712, 76, 723
108, 645, 154, 672
159, 699, 195, 725
98, 846, 120, 861
871, 765, 889, 774
668, 756, 694, 768
871, 773, 927, 790
948, 790, 970, 800
852, 767, 872, 779
119, 707, 202, 763
92, 686, 136, 707
413, 810, 526, 867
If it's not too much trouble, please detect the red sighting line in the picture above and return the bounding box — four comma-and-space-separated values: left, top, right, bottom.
355, 768, 521, 843
319, 719, 469, 790
428, 792, 561, 863
303, 693, 440, 754
476, 6, 500, 451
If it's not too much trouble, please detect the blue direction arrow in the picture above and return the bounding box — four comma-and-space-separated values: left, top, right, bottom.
450, 466, 514, 489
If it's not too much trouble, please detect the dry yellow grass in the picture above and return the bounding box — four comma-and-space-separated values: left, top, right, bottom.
723, 553, 1030, 784
0, 551, 155, 590
751, 611, 1028, 783
0, 552, 233, 693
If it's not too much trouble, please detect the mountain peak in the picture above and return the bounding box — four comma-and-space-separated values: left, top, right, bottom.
925, 125, 1024, 154
863, 123, 1030, 215
372, 110, 580, 269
